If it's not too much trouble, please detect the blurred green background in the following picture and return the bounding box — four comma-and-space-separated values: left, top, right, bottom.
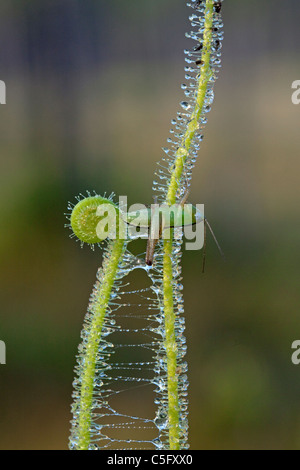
0, 0, 300, 449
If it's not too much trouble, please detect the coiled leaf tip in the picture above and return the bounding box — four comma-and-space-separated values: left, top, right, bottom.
70, 196, 118, 244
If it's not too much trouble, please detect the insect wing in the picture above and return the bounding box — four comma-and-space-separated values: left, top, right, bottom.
124, 206, 151, 228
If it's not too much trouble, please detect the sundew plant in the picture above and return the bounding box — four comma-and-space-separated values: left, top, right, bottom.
67, 0, 224, 450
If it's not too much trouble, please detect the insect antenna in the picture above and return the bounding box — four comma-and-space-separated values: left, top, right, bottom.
204, 218, 225, 261
179, 188, 190, 206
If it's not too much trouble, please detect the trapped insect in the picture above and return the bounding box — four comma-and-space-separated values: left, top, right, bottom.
124, 192, 223, 268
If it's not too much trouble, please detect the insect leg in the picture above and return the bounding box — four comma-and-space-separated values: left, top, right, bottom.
146, 238, 158, 267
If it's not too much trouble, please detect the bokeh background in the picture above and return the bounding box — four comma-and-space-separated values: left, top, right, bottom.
0, 0, 300, 450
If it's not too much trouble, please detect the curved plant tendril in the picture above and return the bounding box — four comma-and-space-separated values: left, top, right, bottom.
162, 235, 180, 449
159, 0, 224, 449
67, 196, 126, 449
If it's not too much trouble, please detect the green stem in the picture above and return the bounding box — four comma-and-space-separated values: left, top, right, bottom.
77, 237, 125, 450
163, 235, 180, 449
162, 0, 215, 449
166, 0, 214, 206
